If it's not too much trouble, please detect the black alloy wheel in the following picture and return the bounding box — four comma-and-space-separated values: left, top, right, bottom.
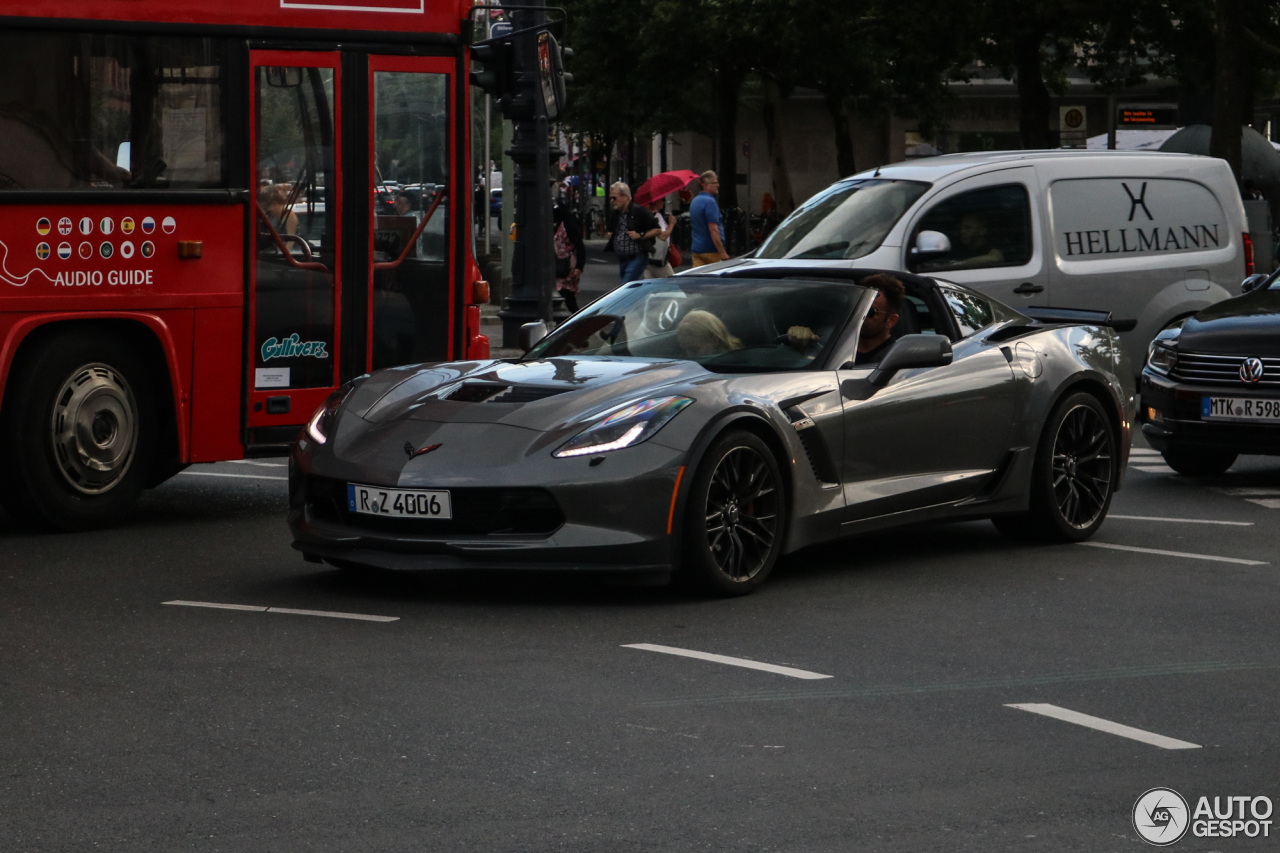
994, 391, 1115, 542
682, 431, 785, 595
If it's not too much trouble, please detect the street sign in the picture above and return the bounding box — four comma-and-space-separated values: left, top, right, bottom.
1059, 105, 1087, 149
1118, 105, 1178, 130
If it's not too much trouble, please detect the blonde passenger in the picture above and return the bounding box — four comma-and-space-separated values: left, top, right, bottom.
677, 310, 742, 357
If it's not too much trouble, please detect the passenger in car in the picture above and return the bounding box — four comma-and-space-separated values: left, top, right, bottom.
677, 310, 742, 358
956, 213, 1004, 267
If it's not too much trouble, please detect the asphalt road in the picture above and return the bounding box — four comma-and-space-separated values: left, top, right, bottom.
3, 439, 1279, 852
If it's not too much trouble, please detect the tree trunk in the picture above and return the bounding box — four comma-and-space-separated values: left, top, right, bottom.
1211, 0, 1244, 183
824, 89, 856, 178
762, 77, 796, 215
1012, 30, 1052, 149
715, 66, 743, 209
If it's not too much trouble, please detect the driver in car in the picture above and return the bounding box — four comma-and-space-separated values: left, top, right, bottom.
786, 273, 903, 364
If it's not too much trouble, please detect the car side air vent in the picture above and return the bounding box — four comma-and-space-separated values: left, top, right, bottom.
447, 382, 510, 402
487, 385, 570, 404
785, 406, 840, 487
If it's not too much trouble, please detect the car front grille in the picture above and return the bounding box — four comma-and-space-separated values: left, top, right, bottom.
305, 476, 564, 538
1170, 351, 1280, 387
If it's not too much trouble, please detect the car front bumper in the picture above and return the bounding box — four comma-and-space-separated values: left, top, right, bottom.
1140, 370, 1280, 455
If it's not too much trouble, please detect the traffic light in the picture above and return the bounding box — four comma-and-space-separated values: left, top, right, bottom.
470, 39, 514, 98
535, 32, 572, 119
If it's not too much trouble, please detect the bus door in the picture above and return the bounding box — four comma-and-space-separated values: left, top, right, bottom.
247, 50, 343, 443
365, 55, 456, 372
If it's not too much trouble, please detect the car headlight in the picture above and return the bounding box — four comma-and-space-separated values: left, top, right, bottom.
1146, 343, 1177, 376
305, 382, 356, 445
554, 396, 693, 458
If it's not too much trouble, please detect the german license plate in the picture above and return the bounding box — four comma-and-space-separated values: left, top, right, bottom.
1202, 396, 1280, 422
347, 484, 452, 519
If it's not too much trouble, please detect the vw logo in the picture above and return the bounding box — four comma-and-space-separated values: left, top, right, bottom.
1240, 357, 1265, 383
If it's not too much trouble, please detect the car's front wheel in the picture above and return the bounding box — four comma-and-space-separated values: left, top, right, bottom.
681, 431, 785, 596
994, 391, 1115, 542
1160, 446, 1237, 476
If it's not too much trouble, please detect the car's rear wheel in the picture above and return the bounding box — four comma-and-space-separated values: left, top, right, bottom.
0, 330, 155, 530
1160, 446, 1237, 476
994, 391, 1115, 542
681, 431, 784, 596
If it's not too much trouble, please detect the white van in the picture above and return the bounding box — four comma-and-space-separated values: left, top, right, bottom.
707, 151, 1249, 362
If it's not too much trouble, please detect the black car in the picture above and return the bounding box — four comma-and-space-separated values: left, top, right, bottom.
1141, 270, 1280, 474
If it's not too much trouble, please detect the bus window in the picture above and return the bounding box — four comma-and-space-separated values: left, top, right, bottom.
0, 31, 227, 190
371, 69, 450, 369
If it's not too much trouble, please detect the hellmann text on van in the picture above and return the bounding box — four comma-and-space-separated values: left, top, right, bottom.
1062, 224, 1221, 256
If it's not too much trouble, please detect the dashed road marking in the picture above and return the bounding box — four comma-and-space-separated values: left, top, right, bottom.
227, 460, 288, 468
1247, 498, 1280, 509
1219, 487, 1280, 497
178, 471, 288, 481
1108, 514, 1253, 526
1132, 464, 1176, 474
163, 600, 398, 622
623, 643, 833, 680
1078, 541, 1267, 565
1006, 703, 1200, 749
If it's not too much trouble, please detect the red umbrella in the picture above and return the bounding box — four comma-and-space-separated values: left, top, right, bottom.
633, 170, 701, 206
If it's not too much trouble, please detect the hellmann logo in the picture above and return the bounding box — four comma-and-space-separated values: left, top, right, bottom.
1057, 180, 1224, 258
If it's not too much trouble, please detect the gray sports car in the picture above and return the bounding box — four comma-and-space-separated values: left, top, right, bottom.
288, 269, 1135, 595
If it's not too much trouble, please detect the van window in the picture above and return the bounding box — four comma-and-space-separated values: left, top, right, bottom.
910, 184, 1033, 272
756, 179, 929, 260
0, 31, 228, 190
1049, 178, 1228, 262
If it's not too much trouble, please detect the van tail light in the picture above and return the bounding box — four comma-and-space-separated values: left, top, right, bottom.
1244, 232, 1255, 275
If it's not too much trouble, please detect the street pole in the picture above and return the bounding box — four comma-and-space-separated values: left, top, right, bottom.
498, 3, 559, 346
484, 93, 491, 255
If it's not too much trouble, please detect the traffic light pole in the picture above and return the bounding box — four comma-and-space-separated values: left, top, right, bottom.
497, 5, 560, 348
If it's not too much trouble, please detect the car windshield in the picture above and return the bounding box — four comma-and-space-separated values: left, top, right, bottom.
523, 277, 864, 373
755, 179, 930, 260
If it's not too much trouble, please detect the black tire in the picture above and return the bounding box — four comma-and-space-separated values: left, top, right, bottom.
680, 431, 785, 596
1161, 446, 1237, 477
993, 391, 1116, 543
0, 329, 157, 531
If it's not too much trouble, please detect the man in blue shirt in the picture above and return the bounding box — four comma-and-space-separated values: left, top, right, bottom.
689, 170, 730, 266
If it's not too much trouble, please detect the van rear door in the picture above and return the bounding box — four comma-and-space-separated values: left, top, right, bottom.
902, 167, 1049, 309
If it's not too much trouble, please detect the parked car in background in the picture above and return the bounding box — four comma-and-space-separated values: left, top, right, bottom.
1142, 268, 1280, 474
697, 151, 1250, 367
489, 188, 502, 218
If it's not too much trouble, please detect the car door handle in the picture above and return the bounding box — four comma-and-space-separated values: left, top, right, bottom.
1012, 282, 1044, 295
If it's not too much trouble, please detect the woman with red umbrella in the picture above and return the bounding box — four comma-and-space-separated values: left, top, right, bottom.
633, 170, 697, 278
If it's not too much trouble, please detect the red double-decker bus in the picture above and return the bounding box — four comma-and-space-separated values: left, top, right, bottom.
0, 0, 490, 529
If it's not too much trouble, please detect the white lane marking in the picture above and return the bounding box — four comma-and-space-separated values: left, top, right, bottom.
1246, 498, 1280, 509
163, 600, 398, 622
1222, 487, 1280, 497
1006, 703, 1200, 750
1129, 448, 1161, 456
163, 600, 267, 612
1078, 541, 1267, 565
1109, 514, 1253, 526
179, 471, 288, 481
622, 643, 832, 680
228, 460, 288, 468
1132, 464, 1176, 473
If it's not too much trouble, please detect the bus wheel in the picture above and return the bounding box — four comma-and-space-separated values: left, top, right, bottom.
0, 330, 157, 530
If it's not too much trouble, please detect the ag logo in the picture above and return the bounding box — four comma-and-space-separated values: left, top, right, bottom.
1134, 787, 1190, 846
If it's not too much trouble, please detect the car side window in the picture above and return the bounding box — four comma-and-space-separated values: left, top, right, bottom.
909, 184, 1033, 273
941, 287, 994, 338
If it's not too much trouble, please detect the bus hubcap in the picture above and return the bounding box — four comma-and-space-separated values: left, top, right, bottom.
50, 364, 138, 494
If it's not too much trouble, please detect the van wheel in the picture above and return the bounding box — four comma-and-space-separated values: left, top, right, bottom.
0, 330, 156, 530
994, 392, 1115, 542
680, 431, 785, 596
1161, 446, 1237, 476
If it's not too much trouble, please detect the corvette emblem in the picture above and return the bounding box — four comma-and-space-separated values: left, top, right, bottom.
1240, 357, 1265, 383
404, 441, 442, 459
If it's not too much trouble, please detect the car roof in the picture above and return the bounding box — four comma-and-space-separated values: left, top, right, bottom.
843, 149, 1206, 183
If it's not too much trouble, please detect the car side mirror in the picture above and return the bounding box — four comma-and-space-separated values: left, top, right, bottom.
1241, 273, 1268, 293
518, 321, 548, 352
868, 334, 953, 386
910, 230, 951, 256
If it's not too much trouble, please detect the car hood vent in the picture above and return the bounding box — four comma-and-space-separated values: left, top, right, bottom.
445, 382, 570, 404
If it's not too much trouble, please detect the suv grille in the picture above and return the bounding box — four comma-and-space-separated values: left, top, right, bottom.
305, 476, 564, 537
1170, 352, 1280, 387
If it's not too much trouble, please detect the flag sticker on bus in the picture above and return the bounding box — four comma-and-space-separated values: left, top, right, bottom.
58, 217, 72, 236
121, 217, 135, 234
57, 243, 71, 260
36, 242, 50, 260
161, 216, 176, 234
141, 217, 156, 234
279, 0, 424, 12
36, 218, 51, 235
100, 242, 113, 259
141, 241, 155, 259
79, 217, 93, 235
78, 242, 92, 259
100, 217, 114, 235
121, 241, 135, 259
